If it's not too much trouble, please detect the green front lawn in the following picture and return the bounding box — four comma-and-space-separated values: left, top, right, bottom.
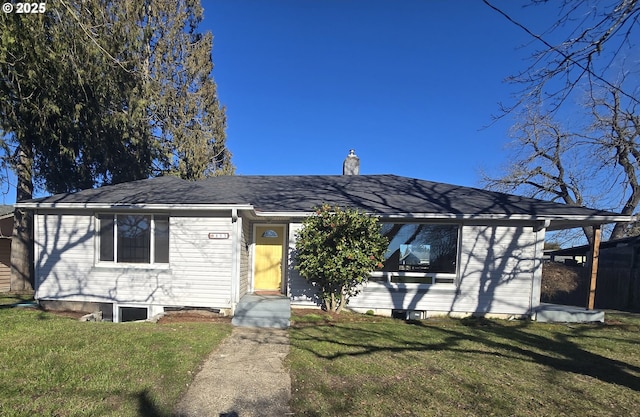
0, 295, 231, 417
3, 294, 639, 417
288, 310, 640, 417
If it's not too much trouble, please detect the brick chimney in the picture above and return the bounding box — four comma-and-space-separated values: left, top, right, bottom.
342, 149, 360, 175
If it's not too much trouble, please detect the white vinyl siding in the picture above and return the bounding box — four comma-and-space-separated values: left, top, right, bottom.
288, 223, 313, 303
34, 211, 544, 318
453, 225, 539, 314
35, 212, 235, 310
35, 213, 95, 297
289, 223, 542, 316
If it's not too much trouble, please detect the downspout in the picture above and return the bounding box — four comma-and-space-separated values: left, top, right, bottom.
32, 210, 40, 299
230, 209, 240, 315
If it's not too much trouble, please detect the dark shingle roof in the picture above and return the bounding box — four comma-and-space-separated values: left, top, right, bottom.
28, 176, 196, 205
0, 205, 13, 217
25, 174, 624, 226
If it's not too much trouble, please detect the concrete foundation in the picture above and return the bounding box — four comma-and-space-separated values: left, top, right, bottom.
347, 307, 529, 321
39, 300, 114, 321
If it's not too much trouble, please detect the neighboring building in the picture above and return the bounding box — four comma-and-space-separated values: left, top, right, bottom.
0, 205, 13, 292
17, 154, 629, 321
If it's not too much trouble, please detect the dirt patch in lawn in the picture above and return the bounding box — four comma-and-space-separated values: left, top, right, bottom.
290, 308, 389, 328
157, 310, 232, 324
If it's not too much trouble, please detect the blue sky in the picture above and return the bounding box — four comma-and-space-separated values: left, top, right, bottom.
0, 0, 559, 204
201, 0, 552, 184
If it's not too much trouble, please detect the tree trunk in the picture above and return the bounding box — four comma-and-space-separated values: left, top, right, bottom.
10, 143, 34, 293
609, 182, 639, 240
336, 294, 344, 314
335, 286, 348, 314
583, 225, 594, 247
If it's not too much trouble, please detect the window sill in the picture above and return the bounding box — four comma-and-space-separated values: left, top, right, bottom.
93, 263, 171, 272
365, 280, 457, 293
368, 272, 456, 290
369, 272, 456, 285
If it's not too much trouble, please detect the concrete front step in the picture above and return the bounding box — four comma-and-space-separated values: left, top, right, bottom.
232, 294, 291, 329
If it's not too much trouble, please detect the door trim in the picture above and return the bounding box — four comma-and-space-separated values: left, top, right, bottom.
251, 224, 287, 294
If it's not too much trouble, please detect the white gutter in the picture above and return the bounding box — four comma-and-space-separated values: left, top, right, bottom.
253, 210, 631, 224
15, 202, 631, 225
253, 211, 313, 218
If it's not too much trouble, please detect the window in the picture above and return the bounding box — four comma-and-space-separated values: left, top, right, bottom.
98, 214, 169, 264
99, 216, 115, 261
119, 306, 148, 322
154, 216, 169, 263
118, 215, 150, 263
376, 223, 459, 284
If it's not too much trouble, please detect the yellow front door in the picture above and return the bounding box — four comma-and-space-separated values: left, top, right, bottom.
254, 226, 285, 291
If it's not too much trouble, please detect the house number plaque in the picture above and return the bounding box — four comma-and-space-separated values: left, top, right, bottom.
208, 232, 230, 239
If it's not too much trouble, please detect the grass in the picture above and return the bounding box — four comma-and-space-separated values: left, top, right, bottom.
4, 293, 640, 416
0, 294, 232, 417
288, 309, 640, 417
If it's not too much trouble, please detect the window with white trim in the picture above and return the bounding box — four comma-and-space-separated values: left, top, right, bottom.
98, 214, 169, 264
372, 223, 459, 284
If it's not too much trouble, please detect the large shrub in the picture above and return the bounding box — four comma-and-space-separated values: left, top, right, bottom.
294, 204, 388, 313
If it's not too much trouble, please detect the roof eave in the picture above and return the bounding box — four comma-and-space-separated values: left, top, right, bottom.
15, 202, 255, 211
545, 215, 633, 231
15, 202, 631, 227
254, 211, 631, 225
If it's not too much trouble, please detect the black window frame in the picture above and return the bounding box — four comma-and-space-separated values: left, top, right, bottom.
370, 222, 460, 285
98, 214, 170, 265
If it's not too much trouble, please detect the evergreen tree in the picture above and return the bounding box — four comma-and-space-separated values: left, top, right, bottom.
141, 0, 233, 179
0, 0, 232, 291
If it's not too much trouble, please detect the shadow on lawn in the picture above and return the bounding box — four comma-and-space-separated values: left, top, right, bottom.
137, 389, 194, 417
137, 389, 171, 417
292, 318, 640, 392
138, 389, 242, 417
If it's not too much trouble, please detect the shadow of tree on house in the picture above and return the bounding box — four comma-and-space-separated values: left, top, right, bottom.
33, 206, 237, 320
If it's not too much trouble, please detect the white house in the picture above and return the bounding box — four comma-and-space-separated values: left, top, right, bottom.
17, 154, 628, 322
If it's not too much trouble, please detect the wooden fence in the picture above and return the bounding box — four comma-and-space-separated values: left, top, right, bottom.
542, 244, 640, 312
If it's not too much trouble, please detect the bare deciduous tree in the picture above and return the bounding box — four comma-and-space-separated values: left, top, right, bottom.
587, 87, 640, 238
483, 85, 639, 241
482, 106, 597, 244
484, 0, 640, 115
483, 0, 639, 241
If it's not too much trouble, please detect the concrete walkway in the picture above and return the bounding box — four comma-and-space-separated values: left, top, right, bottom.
174, 327, 292, 417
